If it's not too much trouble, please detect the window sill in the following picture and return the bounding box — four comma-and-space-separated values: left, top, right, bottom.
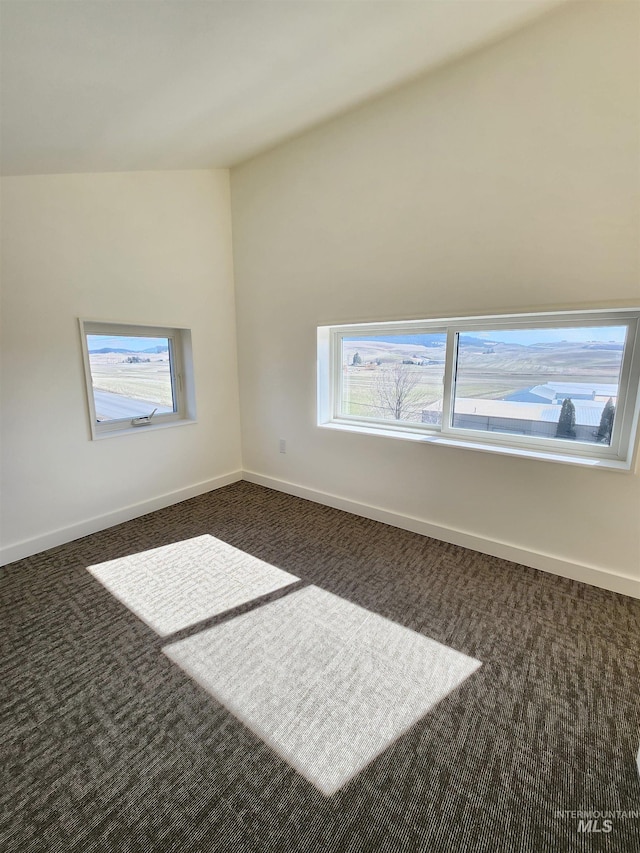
318, 420, 632, 471
92, 417, 197, 440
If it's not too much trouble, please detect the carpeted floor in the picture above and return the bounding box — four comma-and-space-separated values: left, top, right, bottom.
2, 481, 639, 852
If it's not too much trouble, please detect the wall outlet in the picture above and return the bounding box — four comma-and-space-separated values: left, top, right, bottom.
279, 439, 286, 454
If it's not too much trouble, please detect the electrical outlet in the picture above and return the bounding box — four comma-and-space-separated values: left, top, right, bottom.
279, 439, 286, 454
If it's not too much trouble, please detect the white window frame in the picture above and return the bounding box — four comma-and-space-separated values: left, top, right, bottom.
318, 308, 640, 470
79, 319, 196, 440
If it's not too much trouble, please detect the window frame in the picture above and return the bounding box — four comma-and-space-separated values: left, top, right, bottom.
318, 308, 640, 470
79, 319, 196, 439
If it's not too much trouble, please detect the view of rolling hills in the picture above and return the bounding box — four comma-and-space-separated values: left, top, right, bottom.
341, 329, 624, 423
87, 336, 174, 420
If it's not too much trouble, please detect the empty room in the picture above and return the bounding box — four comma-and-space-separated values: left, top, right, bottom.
1, 1, 639, 851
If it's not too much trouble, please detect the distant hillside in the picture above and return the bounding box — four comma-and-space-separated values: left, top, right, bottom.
456, 339, 623, 376
89, 346, 168, 354
459, 335, 503, 348
343, 333, 508, 347
582, 343, 624, 351
341, 335, 623, 379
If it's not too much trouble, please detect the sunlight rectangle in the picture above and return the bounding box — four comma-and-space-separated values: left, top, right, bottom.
163, 585, 481, 795
88, 535, 299, 636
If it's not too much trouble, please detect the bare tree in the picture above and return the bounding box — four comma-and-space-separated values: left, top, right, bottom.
374, 362, 430, 420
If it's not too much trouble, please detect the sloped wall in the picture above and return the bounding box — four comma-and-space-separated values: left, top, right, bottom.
231, 2, 640, 593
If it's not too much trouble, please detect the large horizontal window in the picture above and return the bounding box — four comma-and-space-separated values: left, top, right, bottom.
80, 320, 196, 439
318, 309, 640, 469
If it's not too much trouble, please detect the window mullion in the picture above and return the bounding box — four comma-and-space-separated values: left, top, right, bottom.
440, 329, 457, 435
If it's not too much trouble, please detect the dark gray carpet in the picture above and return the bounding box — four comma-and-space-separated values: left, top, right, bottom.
2, 481, 639, 852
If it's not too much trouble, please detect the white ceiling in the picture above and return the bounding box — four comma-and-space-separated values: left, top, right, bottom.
1, 0, 563, 176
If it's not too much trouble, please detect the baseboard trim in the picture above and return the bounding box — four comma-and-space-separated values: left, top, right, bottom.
0, 470, 243, 566
5, 467, 638, 600
242, 470, 640, 600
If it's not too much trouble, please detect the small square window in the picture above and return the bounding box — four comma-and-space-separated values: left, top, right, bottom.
80, 320, 195, 439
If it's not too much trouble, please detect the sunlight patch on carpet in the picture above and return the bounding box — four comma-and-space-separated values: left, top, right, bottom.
163, 585, 482, 795
88, 535, 299, 636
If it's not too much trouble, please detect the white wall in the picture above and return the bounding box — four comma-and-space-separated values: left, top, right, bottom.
1, 170, 242, 561
231, 2, 640, 594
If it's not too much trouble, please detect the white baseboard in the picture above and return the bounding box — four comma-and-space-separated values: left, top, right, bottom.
243, 470, 640, 600
5, 467, 638, 600
0, 470, 243, 566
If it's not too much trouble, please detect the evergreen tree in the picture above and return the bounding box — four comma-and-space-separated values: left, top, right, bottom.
352, 352, 362, 366
556, 398, 576, 439
596, 397, 615, 443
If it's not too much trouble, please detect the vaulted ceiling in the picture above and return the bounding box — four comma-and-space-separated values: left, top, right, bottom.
1, 0, 563, 175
